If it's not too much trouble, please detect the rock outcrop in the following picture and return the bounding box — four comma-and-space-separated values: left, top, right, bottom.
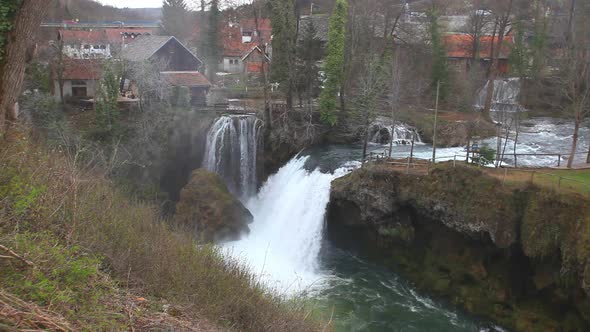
328, 164, 590, 332
175, 169, 253, 243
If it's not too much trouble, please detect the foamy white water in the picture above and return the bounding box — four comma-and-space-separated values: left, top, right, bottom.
225, 156, 353, 294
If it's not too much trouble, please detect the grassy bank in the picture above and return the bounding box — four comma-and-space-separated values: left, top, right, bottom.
0, 127, 323, 331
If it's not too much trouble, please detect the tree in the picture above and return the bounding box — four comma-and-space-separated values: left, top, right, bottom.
161, 0, 190, 42
482, 0, 514, 117
550, 0, 590, 168
295, 20, 321, 108
126, 58, 171, 109
427, 8, 449, 101
205, 0, 221, 81
51, 36, 66, 106
0, 0, 52, 136
318, 0, 347, 126
350, 56, 386, 162
94, 62, 121, 140
270, 0, 297, 110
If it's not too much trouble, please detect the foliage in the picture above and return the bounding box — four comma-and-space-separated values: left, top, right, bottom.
269, 0, 296, 85
472, 145, 496, 166
0, 132, 323, 331
170, 86, 190, 107
509, 20, 530, 78
24, 61, 51, 93
318, 0, 348, 126
205, 0, 221, 81
161, 0, 189, 41
0, 232, 124, 330
427, 9, 449, 101
294, 20, 322, 101
0, 0, 21, 64
93, 61, 121, 141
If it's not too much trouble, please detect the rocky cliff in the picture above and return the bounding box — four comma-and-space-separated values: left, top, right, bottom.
175, 169, 253, 243
327, 164, 590, 331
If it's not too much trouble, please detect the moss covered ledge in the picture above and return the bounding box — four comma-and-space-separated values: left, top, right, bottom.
327, 164, 590, 332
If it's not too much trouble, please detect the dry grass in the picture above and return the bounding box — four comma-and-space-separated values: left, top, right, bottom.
0, 126, 323, 331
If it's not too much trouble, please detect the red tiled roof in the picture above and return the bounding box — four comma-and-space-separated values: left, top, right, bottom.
222, 18, 272, 58
161, 71, 211, 87
59, 59, 103, 80
59, 30, 107, 44
444, 34, 514, 59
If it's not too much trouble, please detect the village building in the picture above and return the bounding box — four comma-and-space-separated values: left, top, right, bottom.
121, 35, 211, 105
444, 34, 514, 74
220, 18, 272, 73
53, 59, 102, 98
57, 28, 152, 59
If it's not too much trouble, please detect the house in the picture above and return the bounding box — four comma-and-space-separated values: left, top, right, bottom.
121, 35, 211, 105
57, 29, 152, 59
241, 46, 270, 74
220, 18, 272, 73
121, 35, 203, 71
444, 34, 514, 74
53, 59, 102, 98
161, 71, 212, 104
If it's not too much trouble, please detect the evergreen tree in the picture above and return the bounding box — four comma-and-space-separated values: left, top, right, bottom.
270, 0, 297, 107
509, 20, 529, 78
206, 0, 221, 81
94, 62, 121, 140
161, 0, 189, 41
318, 0, 347, 126
427, 9, 449, 101
295, 20, 321, 106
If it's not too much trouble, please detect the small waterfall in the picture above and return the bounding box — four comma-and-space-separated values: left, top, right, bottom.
203, 115, 263, 199
369, 116, 422, 145
226, 156, 353, 293
475, 78, 525, 112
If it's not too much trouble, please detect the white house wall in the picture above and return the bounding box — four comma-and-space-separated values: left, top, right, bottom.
54, 80, 98, 99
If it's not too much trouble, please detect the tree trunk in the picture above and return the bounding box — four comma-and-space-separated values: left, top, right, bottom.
567, 117, 581, 168
0, 0, 52, 135
586, 139, 590, 164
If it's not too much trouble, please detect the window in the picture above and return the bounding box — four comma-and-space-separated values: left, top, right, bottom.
242, 31, 253, 43
99, 45, 106, 49
83, 44, 90, 49
71, 80, 87, 97
93, 45, 100, 49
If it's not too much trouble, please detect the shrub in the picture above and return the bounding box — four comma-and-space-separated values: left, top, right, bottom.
0, 129, 322, 331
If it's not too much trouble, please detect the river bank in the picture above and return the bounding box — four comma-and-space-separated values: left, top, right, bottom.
327, 163, 590, 331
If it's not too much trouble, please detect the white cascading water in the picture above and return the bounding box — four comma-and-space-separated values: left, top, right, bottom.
226, 156, 353, 293
475, 78, 525, 113
369, 116, 423, 145
203, 115, 262, 199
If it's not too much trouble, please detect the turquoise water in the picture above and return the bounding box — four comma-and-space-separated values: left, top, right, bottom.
315, 244, 506, 332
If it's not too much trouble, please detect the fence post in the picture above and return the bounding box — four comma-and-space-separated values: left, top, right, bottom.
453, 155, 457, 167
557, 154, 561, 167
406, 157, 410, 175
503, 168, 508, 185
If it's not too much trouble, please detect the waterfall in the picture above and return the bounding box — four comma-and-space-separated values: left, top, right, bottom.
226, 156, 353, 293
203, 115, 262, 199
369, 116, 423, 145
475, 78, 525, 113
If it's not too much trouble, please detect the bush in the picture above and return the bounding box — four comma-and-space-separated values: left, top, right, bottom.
0, 129, 322, 331
473, 145, 496, 166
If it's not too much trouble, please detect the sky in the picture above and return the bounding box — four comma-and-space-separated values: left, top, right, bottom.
98, 0, 163, 8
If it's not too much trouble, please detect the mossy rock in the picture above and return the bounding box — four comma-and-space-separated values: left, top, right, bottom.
175, 169, 253, 243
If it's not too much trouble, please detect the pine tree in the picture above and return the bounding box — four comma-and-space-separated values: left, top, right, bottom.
270, 0, 297, 108
206, 0, 221, 81
161, 0, 189, 41
318, 0, 347, 126
428, 9, 449, 101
